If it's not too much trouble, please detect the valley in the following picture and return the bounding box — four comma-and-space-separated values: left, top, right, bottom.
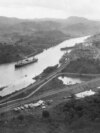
0, 16, 100, 133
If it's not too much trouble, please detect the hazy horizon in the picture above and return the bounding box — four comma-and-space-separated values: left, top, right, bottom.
0, 0, 99, 20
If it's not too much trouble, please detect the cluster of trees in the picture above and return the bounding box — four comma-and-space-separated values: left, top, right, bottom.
0, 44, 37, 63
42, 110, 50, 118
43, 65, 58, 75
0, 29, 69, 64
63, 93, 100, 123
62, 58, 100, 74
87, 34, 100, 49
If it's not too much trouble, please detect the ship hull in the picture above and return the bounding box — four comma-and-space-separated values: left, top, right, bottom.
15, 59, 38, 68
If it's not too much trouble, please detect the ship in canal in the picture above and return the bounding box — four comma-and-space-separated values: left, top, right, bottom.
15, 57, 38, 68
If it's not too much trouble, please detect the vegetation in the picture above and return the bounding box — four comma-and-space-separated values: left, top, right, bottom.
34, 65, 58, 80
43, 65, 58, 75
0, 43, 39, 63
1, 93, 100, 133
0, 31, 68, 64
63, 93, 100, 122
42, 110, 50, 118
0, 16, 100, 64
86, 33, 100, 49
17, 114, 24, 122
62, 58, 100, 74
35, 77, 65, 96
1, 16, 100, 133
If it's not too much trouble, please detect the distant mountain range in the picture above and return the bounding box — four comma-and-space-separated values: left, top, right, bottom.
0, 16, 100, 42
0, 16, 100, 64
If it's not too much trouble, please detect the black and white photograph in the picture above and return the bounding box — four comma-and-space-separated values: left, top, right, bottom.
0, 0, 100, 133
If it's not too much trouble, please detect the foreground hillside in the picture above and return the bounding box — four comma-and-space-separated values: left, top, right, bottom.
1, 93, 100, 133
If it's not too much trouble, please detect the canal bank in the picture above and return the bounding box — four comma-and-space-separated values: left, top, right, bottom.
0, 36, 89, 97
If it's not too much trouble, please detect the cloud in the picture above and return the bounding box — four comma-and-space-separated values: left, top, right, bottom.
0, 0, 99, 19
66, 0, 100, 19
0, 6, 66, 19
0, 0, 66, 9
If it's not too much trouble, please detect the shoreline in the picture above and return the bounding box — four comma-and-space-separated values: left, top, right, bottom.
0, 71, 97, 103
0, 36, 89, 99
0, 37, 72, 65
0, 49, 43, 65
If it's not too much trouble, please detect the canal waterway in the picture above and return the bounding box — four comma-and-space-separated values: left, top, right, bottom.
0, 36, 89, 96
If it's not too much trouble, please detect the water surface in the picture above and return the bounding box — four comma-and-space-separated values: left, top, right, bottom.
58, 76, 82, 85
0, 36, 89, 96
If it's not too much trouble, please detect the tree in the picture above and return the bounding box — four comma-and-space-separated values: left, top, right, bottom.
42, 110, 50, 118
17, 114, 24, 122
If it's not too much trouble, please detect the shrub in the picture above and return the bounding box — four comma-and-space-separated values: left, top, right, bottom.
42, 110, 50, 118
17, 114, 24, 121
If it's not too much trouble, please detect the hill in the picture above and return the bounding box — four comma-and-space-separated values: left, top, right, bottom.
0, 16, 100, 38
86, 33, 100, 48
0, 16, 100, 63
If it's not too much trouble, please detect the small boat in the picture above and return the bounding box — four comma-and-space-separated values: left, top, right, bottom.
15, 57, 38, 68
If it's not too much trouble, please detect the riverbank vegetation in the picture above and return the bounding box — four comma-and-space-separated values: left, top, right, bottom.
34, 65, 58, 80
86, 33, 100, 49
62, 38, 100, 74
1, 16, 100, 64
0, 31, 69, 64
62, 58, 100, 74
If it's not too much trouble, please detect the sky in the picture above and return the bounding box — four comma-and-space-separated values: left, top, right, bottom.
0, 0, 99, 20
